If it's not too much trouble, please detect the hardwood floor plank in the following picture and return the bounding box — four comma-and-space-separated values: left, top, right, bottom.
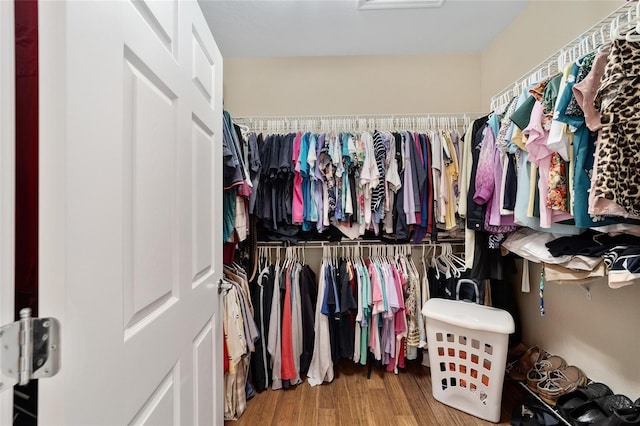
318, 408, 338, 426
384, 371, 414, 416
274, 386, 304, 424
334, 367, 364, 425
226, 359, 522, 425
297, 380, 319, 425
318, 379, 336, 409
392, 415, 420, 426
232, 387, 280, 425
397, 363, 438, 424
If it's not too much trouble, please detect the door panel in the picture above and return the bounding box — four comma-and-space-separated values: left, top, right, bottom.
192, 116, 213, 283
130, 0, 178, 57
122, 47, 178, 336
0, 1, 15, 424
193, 320, 214, 426
130, 367, 178, 426
39, 1, 223, 424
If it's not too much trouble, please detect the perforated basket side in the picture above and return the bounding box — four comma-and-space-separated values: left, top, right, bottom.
425, 317, 510, 423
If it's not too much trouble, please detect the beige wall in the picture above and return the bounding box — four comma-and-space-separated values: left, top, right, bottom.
481, 1, 620, 107
223, 54, 482, 116
515, 261, 640, 397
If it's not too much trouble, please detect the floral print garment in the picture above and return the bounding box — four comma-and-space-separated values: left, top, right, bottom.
546, 151, 569, 212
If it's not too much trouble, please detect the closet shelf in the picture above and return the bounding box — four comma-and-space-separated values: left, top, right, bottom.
234, 113, 484, 133
515, 381, 571, 426
507, 357, 572, 426
256, 238, 464, 248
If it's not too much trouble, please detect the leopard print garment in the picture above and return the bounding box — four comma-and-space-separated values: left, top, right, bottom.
592, 38, 640, 216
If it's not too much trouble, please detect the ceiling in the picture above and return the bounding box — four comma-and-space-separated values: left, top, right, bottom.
199, 0, 531, 58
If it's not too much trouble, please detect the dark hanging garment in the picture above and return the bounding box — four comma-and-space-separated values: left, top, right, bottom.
408, 133, 425, 216
413, 133, 431, 243
281, 133, 295, 221
394, 133, 409, 241
338, 260, 358, 359
503, 152, 518, 211
249, 266, 275, 391
299, 265, 317, 376
428, 267, 456, 300
325, 265, 342, 365
248, 133, 262, 215
490, 278, 522, 347
466, 117, 490, 232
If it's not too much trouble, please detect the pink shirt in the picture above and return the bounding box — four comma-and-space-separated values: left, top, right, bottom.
524, 102, 573, 228
292, 132, 304, 223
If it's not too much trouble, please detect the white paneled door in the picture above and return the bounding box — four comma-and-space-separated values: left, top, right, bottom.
0, 1, 15, 425
38, 1, 223, 424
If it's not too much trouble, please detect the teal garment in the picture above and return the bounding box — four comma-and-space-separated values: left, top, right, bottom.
572, 126, 615, 228
223, 187, 237, 241
299, 132, 312, 231
550, 64, 614, 228
308, 134, 319, 222
358, 264, 370, 366
510, 95, 536, 130
342, 133, 351, 222
566, 52, 596, 116
553, 64, 583, 129
375, 263, 388, 313
507, 86, 534, 152
543, 73, 563, 114
488, 112, 501, 137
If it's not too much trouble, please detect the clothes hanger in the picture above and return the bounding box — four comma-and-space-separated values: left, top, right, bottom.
431, 245, 441, 280
442, 243, 460, 278
626, 2, 640, 42
611, 14, 633, 40
421, 245, 431, 281
435, 244, 453, 278
446, 244, 466, 278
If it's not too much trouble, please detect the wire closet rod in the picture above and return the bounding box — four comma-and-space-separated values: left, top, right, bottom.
490, 1, 638, 111
234, 112, 485, 133
256, 239, 464, 248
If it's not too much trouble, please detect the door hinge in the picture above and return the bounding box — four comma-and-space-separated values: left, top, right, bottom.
0, 308, 60, 393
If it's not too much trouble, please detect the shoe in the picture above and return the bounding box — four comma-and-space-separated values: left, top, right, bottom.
526, 355, 567, 393
508, 346, 542, 382
535, 365, 587, 406
608, 398, 640, 425
511, 392, 562, 425
569, 394, 634, 426
556, 382, 613, 420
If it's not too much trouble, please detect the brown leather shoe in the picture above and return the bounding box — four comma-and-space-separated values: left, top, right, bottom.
527, 355, 567, 393
508, 345, 542, 382
536, 365, 587, 406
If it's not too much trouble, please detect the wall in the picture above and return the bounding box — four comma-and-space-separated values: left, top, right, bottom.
223, 54, 482, 116
515, 262, 640, 397
481, 0, 620, 108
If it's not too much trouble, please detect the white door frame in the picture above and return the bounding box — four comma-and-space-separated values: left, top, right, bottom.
38, 3, 66, 419
0, 0, 16, 423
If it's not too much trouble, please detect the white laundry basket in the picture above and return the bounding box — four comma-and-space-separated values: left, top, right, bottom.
422, 298, 515, 423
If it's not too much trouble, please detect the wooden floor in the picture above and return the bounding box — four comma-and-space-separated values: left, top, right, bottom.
228, 359, 523, 425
